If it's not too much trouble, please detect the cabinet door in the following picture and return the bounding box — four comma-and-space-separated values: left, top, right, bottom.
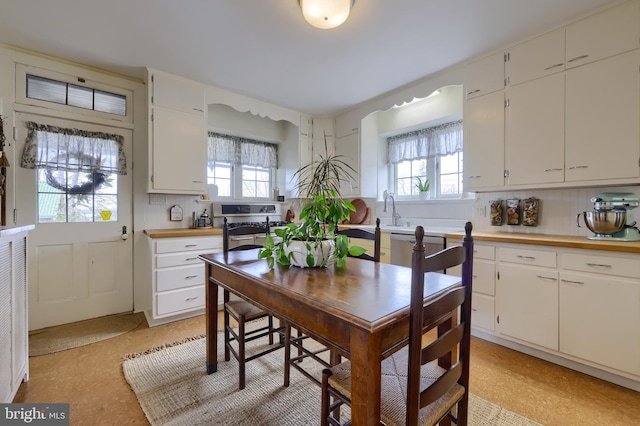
472, 293, 495, 331
151, 72, 204, 116
560, 272, 640, 375
151, 107, 207, 193
473, 259, 495, 296
506, 73, 565, 185
0, 240, 11, 403
311, 117, 335, 139
565, 53, 640, 182
506, 28, 565, 86
465, 52, 505, 99
496, 263, 558, 350
335, 108, 360, 138
566, 0, 640, 69
464, 90, 505, 189
334, 133, 359, 196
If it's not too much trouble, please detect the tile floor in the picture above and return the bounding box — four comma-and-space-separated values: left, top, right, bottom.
13, 312, 640, 425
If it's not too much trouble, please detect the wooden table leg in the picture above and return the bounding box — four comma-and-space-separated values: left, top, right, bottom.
206, 264, 218, 374
350, 327, 382, 426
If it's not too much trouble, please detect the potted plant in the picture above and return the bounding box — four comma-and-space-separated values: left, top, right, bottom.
258, 137, 366, 268
416, 176, 430, 200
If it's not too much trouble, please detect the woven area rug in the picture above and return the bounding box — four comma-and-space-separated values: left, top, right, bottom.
30, 312, 142, 356
123, 334, 542, 426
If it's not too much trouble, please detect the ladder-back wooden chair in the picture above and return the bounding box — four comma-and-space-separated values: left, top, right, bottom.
222, 217, 284, 390
321, 221, 474, 425
284, 218, 382, 388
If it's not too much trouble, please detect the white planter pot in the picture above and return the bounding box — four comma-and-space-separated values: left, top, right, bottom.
285, 239, 335, 268
419, 191, 430, 200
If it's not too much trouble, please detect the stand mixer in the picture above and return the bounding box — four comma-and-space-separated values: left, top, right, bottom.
588, 192, 640, 241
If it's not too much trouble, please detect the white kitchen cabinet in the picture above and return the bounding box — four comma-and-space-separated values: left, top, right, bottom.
505, 28, 565, 87
560, 251, 640, 376
565, 52, 640, 182
464, 90, 505, 190
335, 108, 361, 138
465, 52, 505, 99
565, 0, 640, 69
334, 133, 360, 197
506, 73, 565, 185
0, 227, 30, 403
147, 69, 207, 194
311, 117, 335, 140
496, 247, 559, 350
147, 235, 222, 326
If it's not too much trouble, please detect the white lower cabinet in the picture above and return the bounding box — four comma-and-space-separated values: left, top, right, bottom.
560, 252, 640, 376
148, 235, 222, 326
496, 262, 559, 350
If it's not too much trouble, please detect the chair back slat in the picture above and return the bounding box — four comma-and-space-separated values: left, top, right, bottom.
336, 217, 381, 262
406, 222, 473, 425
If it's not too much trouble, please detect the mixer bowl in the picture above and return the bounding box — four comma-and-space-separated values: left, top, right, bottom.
579, 210, 626, 235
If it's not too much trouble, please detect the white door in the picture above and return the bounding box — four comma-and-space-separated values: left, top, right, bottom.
15, 113, 133, 330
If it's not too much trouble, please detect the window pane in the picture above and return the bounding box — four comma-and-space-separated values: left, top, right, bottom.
27, 75, 66, 104
255, 181, 269, 198
95, 195, 118, 221
242, 167, 256, 180
95, 174, 118, 195
397, 161, 411, 178
38, 192, 65, 223
242, 181, 255, 198
440, 174, 459, 195
95, 90, 126, 116
68, 84, 94, 109
67, 194, 94, 222
216, 179, 231, 197
440, 154, 458, 173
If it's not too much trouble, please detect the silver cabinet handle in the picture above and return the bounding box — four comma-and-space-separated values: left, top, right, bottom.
192, 108, 204, 113
544, 63, 564, 71
185, 275, 198, 279
468, 175, 481, 179
585, 263, 612, 268
192, 180, 203, 183
544, 168, 563, 172
536, 275, 557, 281
467, 89, 481, 95
185, 257, 198, 261
561, 279, 584, 285
567, 54, 589, 63
185, 296, 199, 301
567, 165, 588, 170
185, 244, 198, 247
517, 255, 536, 260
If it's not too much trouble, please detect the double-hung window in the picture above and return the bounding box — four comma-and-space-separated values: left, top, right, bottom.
388, 120, 463, 199
207, 132, 277, 199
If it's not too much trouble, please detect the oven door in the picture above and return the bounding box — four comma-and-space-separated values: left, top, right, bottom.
228, 234, 258, 249
390, 233, 445, 268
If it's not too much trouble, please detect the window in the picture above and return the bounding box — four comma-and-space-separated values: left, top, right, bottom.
388, 120, 463, 199
27, 74, 126, 116
20, 121, 127, 223
207, 132, 277, 199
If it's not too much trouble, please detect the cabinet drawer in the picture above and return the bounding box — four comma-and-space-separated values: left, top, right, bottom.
473, 259, 495, 296
156, 265, 205, 292
562, 253, 640, 279
474, 244, 495, 260
156, 286, 205, 316
499, 247, 556, 268
471, 293, 495, 331
156, 252, 205, 268
155, 237, 221, 254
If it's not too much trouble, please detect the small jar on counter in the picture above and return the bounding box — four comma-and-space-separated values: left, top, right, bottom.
490, 199, 504, 226
507, 199, 521, 225
522, 197, 539, 226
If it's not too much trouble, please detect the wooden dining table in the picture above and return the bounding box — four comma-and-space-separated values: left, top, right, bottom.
199, 249, 461, 426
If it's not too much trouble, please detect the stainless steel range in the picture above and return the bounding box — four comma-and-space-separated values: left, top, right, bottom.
211, 203, 288, 248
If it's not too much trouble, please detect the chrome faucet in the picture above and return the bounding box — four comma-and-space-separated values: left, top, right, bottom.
383, 190, 401, 226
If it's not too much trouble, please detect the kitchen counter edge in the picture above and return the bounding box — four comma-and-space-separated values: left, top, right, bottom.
0, 224, 35, 238
443, 230, 640, 254
145, 228, 223, 238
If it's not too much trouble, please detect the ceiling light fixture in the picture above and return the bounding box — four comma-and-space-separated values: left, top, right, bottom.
299, 0, 354, 30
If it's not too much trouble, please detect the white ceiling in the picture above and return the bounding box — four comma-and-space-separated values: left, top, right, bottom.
0, 0, 618, 116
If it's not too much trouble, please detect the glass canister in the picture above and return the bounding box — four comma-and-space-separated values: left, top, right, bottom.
490, 199, 504, 226
522, 197, 539, 226
507, 199, 521, 225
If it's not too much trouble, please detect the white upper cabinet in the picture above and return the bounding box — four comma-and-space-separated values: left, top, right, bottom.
335, 108, 361, 138
565, 52, 640, 182
311, 117, 335, 140
334, 133, 360, 197
151, 72, 205, 116
147, 69, 207, 194
464, 90, 505, 190
565, 0, 640, 69
465, 52, 505, 99
505, 28, 565, 87
506, 73, 565, 185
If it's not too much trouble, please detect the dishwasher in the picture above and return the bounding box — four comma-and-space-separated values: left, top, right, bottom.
390, 233, 445, 268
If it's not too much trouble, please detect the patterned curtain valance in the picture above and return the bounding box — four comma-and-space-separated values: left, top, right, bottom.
207, 132, 277, 168
20, 121, 127, 175
388, 120, 463, 165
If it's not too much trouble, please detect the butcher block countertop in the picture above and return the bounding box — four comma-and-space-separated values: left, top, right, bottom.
444, 230, 640, 254
144, 227, 223, 238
